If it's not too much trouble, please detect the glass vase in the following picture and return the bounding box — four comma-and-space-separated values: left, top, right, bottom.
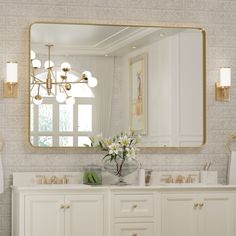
104, 158, 139, 185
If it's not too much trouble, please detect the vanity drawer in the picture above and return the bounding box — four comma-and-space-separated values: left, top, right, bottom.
114, 194, 154, 218
114, 222, 154, 236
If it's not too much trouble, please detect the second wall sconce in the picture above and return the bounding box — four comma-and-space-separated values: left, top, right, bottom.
3, 62, 18, 98
215, 67, 231, 102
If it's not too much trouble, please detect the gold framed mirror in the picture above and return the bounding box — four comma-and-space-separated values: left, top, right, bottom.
29, 22, 206, 148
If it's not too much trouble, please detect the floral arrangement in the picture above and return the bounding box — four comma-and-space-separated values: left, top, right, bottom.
89, 130, 141, 177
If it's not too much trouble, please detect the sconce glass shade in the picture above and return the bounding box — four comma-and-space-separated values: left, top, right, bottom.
220, 67, 231, 87
6, 62, 18, 83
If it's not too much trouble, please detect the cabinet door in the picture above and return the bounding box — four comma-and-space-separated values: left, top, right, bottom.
65, 194, 104, 236
199, 193, 234, 236
115, 223, 154, 236
161, 193, 198, 236
25, 195, 64, 236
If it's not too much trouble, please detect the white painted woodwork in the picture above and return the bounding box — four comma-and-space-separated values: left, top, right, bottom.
65, 194, 104, 236
199, 193, 234, 236
24, 195, 64, 236
161, 192, 235, 236
19, 193, 104, 236
114, 223, 154, 236
122, 30, 203, 147
114, 194, 154, 218
12, 183, 236, 236
162, 193, 198, 236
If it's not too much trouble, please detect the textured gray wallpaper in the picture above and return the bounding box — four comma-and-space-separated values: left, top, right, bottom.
0, 0, 236, 235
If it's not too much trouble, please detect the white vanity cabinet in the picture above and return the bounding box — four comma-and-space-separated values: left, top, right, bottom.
12, 188, 106, 236
12, 181, 236, 236
161, 192, 235, 236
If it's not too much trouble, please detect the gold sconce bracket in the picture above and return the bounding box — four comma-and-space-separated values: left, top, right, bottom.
3, 82, 18, 98
215, 82, 230, 102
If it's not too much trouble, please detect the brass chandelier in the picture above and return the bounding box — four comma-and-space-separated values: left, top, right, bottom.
30, 44, 97, 105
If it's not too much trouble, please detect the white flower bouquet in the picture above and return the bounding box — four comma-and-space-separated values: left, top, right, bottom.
89, 130, 141, 183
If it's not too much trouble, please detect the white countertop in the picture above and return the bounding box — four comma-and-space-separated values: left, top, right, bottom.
11, 183, 236, 191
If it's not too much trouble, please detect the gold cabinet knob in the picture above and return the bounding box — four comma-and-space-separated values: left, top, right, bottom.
193, 203, 199, 208
60, 204, 65, 209
133, 204, 138, 209
132, 233, 138, 236
65, 204, 70, 209
199, 203, 204, 208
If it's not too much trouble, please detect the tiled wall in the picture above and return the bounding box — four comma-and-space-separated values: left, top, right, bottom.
0, 0, 236, 235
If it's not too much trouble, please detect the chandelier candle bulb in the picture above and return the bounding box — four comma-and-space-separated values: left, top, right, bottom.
30, 50, 36, 60
61, 62, 71, 72
32, 59, 41, 69
88, 77, 98, 88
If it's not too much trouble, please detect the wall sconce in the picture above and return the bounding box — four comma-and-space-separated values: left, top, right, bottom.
215, 67, 231, 102
3, 62, 18, 98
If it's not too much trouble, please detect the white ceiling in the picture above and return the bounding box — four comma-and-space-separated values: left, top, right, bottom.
31, 23, 183, 56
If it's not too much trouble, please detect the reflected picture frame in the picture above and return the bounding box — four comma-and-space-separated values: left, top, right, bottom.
129, 53, 148, 135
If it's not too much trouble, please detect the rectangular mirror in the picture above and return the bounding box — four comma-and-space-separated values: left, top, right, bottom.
30, 23, 206, 148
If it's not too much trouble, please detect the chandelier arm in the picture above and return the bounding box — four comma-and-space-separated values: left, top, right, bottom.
51, 70, 58, 82
37, 84, 41, 96
31, 75, 45, 84
30, 83, 36, 94
59, 83, 69, 97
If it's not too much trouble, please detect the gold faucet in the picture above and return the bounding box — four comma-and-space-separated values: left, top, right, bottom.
175, 175, 185, 183
50, 176, 57, 184
161, 175, 174, 183
62, 175, 69, 184
186, 174, 197, 183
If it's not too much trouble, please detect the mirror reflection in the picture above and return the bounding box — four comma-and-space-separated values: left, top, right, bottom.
30, 23, 205, 148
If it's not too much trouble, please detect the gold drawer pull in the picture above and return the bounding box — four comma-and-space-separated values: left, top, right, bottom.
193, 203, 199, 208
133, 204, 138, 209
132, 233, 138, 236
199, 203, 204, 208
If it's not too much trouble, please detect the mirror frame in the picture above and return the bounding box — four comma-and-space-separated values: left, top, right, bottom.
28, 21, 206, 151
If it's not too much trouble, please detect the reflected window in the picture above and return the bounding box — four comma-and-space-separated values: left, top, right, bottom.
78, 105, 92, 132
59, 136, 73, 147
38, 104, 53, 131
38, 136, 53, 147
31, 69, 95, 147
59, 105, 73, 132
78, 136, 91, 147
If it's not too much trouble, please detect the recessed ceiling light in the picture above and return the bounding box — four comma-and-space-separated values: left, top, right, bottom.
160, 33, 165, 37
105, 54, 108, 57
132, 46, 137, 49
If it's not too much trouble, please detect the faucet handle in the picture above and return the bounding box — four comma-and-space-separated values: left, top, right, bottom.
50, 176, 57, 184
62, 175, 69, 184
161, 175, 173, 183
175, 175, 185, 183
186, 174, 198, 183
35, 175, 47, 184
